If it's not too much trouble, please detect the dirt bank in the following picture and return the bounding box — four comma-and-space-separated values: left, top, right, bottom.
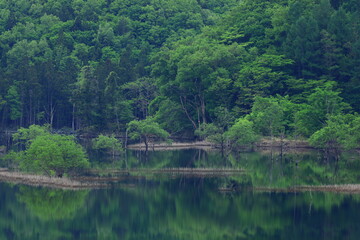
0, 167, 246, 189
2, 168, 360, 193
255, 138, 311, 148
0, 169, 107, 189
126, 141, 214, 150
85, 167, 246, 177
127, 139, 312, 151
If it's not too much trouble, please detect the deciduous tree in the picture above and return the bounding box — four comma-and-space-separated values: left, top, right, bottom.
127, 117, 170, 151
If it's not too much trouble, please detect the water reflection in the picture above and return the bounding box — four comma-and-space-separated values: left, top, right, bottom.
18, 187, 89, 220
0, 178, 360, 239
1, 149, 360, 239
91, 148, 360, 188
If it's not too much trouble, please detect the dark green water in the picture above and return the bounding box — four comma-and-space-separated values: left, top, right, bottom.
1, 149, 360, 240
92, 149, 360, 187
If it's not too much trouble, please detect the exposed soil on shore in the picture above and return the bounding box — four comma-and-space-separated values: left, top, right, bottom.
2, 168, 360, 193
85, 167, 246, 177
0, 168, 108, 189
0, 167, 246, 189
126, 141, 215, 150
127, 138, 312, 151
255, 138, 311, 149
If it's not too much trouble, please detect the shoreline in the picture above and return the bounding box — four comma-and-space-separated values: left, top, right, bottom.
126, 138, 312, 151
0, 169, 108, 190
126, 141, 215, 150
1, 168, 360, 194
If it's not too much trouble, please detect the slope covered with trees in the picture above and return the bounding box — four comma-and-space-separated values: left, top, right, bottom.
0, 0, 359, 148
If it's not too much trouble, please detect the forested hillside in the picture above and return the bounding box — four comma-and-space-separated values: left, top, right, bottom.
0, 0, 359, 146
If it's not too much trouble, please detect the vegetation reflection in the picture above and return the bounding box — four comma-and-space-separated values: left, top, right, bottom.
121, 149, 360, 189
18, 186, 89, 220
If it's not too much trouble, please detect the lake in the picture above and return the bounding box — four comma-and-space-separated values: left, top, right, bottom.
1, 148, 360, 239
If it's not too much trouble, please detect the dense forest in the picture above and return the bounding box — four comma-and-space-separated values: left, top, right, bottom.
0, 0, 359, 148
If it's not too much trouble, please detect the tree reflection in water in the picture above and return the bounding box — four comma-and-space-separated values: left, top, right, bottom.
0, 149, 359, 239
18, 186, 89, 220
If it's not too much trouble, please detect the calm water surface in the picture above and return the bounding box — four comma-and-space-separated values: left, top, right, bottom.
1, 149, 360, 239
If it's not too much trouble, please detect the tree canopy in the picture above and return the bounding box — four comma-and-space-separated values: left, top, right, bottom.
12, 125, 89, 177
0, 0, 359, 149
127, 117, 170, 151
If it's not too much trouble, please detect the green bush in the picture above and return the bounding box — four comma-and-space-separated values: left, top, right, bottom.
8, 125, 89, 177
20, 133, 89, 177
226, 118, 259, 147
92, 134, 123, 157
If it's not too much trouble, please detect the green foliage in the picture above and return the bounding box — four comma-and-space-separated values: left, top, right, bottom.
212, 106, 235, 130
195, 107, 234, 147
234, 54, 294, 112
122, 77, 157, 119
348, 115, 360, 147
226, 118, 258, 147
0, 0, 359, 149
152, 32, 247, 129
276, 95, 299, 134
5, 85, 22, 121
151, 97, 192, 134
12, 124, 50, 144
8, 125, 89, 176
195, 123, 220, 139
295, 82, 350, 137
20, 133, 89, 176
127, 117, 170, 150
248, 96, 284, 137
0, 150, 24, 169
285, 15, 321, 78
195, 123, 226, 146
309, 114, 360, 150
92, 134, 123, 157
309, 115, 351, 149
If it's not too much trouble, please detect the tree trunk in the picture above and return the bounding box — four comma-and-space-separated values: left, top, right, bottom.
45, 100, 56, 128
144, 136, 149, 152
49, 104, 55, 127
29, 89, 33, 125
72, 104, 76, 131
200, 94, 206, 124
180, 96, 197, 129
197, 107, 200, 128
125, 128, 128, 149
